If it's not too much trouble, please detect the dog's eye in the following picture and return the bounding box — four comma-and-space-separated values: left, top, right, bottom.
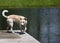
20, 18, 22, 20
24, 18, 27, 20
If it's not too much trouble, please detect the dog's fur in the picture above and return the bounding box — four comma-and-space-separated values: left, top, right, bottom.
2, 10, 27, 33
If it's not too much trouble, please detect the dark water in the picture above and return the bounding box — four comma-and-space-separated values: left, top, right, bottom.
0, 8, 60, 43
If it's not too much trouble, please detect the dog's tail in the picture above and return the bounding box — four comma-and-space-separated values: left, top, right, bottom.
2, 10, 8, 18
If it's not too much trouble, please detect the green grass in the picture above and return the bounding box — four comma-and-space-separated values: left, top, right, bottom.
0, 0, 60, 8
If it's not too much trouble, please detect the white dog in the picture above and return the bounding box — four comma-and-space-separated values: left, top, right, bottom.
2, 10, 27, 33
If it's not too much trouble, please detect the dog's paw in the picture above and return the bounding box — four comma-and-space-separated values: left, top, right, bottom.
7, 30, 15, 33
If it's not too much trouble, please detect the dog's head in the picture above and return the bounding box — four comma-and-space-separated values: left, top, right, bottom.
20, 17, 27, 26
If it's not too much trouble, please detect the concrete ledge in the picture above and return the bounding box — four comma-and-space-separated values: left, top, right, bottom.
0, 30, 40, 43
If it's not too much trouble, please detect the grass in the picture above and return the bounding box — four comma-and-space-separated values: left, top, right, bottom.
0, 0, 60, 8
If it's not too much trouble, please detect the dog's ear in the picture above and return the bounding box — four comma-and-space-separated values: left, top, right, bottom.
24, 18, 27, 20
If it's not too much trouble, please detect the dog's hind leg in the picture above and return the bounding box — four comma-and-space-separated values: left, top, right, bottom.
7, 19, 14, 33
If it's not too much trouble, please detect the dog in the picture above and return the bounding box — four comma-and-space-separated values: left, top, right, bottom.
2, 10, 27, 33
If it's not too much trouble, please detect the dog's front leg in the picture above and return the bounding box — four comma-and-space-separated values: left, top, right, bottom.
20, 25, 23, 33
25, 26, 27, 31
20, 25, 27, 33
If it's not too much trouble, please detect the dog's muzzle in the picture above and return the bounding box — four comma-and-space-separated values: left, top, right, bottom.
21, 23, 24, 25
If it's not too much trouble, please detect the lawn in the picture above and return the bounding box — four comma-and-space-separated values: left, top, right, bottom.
0, 0, 60, 8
